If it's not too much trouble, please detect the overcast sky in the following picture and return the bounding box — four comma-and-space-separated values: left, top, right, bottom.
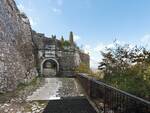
15, 0, 150, 69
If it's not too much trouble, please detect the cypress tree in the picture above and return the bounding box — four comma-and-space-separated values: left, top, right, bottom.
61, 36, 64, 43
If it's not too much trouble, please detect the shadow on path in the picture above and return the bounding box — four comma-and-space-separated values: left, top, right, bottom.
43, 97, 97, 113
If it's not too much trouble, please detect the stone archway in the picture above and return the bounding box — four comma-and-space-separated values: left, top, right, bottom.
41, 58, 59, 77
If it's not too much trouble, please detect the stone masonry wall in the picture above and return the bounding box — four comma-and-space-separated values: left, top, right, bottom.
0, 0, 37, 93
59, 52, 76, 71
79, 52, 90, 67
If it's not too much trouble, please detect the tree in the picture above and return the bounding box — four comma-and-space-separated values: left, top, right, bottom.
61, 36, 64, 43
52, 35, 56, 40
63, 40, 71, 47
99, 42, 150, 100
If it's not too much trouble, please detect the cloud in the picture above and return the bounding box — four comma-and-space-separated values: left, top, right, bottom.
57, 0, 63, 6
50, 0, 63, 14
48, 0, 63, 6
17, 3, 25, 12
83, 45, 91, 54
94, 43, 105, 52
140, 34, 150, 44
52, 8, 62, 14
82, 44, 100, 69
81, 40, 135, 69
16, 2, 38, 27
89, 41, 138, 69
17, 2, 33, 13
83, 43, 116, 69
93, 42, 116, 53
74, 34, 80, 42
28, 17, 37, 27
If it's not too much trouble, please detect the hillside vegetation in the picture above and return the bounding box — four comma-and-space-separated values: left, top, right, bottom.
98, 42, 150, 100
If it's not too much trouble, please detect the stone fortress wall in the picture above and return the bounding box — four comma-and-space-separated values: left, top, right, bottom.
0, 0, 38, 93
32, 30, 90, 77
0, 0, 90, 92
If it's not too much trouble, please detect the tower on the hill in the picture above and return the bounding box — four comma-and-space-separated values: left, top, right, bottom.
69, 31, 74, 46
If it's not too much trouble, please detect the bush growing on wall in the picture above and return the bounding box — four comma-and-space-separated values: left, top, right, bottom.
75, 63, 92, 74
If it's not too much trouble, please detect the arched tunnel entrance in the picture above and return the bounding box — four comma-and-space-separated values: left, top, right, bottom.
41, 58, 59, 77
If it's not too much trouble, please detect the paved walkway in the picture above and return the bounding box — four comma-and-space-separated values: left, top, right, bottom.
43, 97, 97, 113
27, 78, 85, 101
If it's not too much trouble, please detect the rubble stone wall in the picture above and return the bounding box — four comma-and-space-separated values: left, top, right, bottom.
0, 0, 37, 92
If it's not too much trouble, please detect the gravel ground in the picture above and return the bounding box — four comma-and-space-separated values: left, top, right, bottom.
58, 78, 85, 97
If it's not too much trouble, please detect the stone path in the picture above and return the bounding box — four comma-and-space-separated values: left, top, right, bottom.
27, 78, 62, 100
0, 77, 85, 113
43, 97, 97, 113
27, 78, 85, 101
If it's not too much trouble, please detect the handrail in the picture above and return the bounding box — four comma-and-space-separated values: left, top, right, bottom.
78, 73, 150, 104
77, 73, 150, 113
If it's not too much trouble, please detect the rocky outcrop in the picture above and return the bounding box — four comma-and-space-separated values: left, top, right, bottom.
0, 0, 37, 92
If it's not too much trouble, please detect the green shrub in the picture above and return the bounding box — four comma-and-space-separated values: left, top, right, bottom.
98, 42, 150, 100
75, 63, 92, 74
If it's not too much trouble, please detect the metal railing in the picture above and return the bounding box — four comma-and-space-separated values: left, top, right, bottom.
77, 73, 150, 113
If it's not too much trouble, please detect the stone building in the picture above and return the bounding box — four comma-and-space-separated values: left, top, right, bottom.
32, 31, 90, 77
